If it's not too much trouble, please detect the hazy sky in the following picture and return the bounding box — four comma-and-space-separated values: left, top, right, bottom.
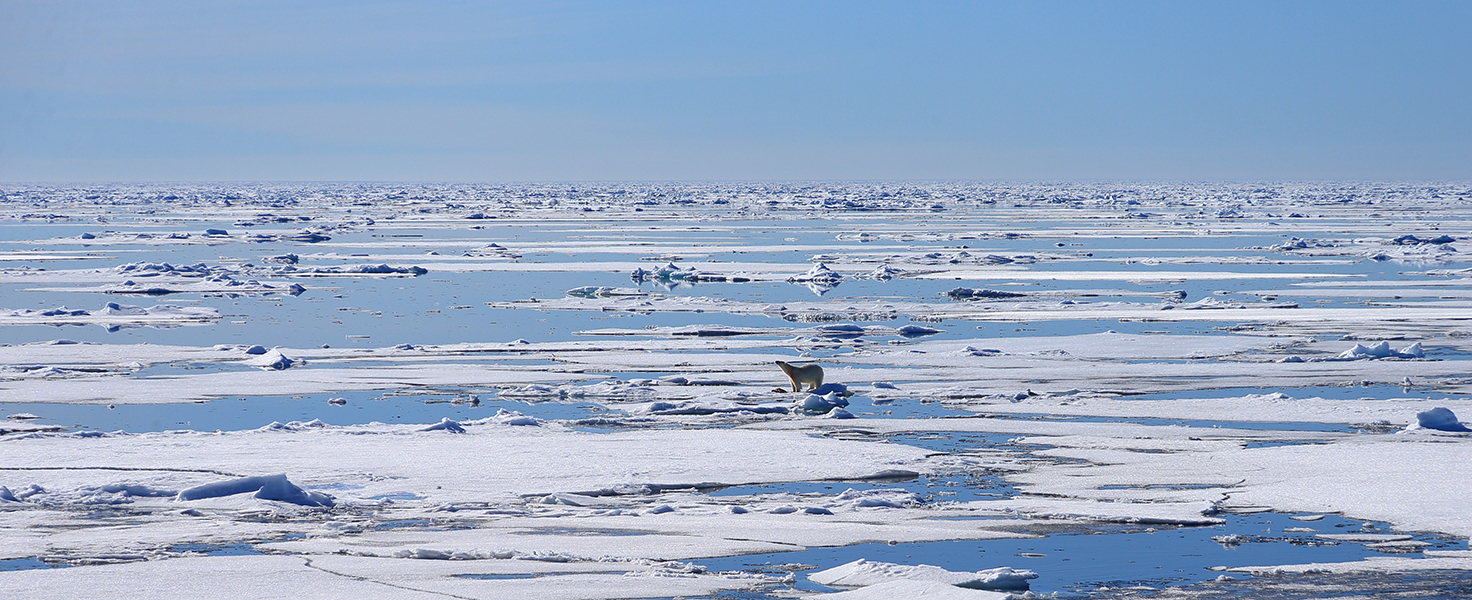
2, 1, 1469, 182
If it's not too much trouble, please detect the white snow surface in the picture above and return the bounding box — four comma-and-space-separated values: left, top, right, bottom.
0, 554, 779, 600
8, 182, 1472, 597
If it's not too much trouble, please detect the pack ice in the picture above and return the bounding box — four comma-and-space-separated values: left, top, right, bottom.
4, 181, 1472, 599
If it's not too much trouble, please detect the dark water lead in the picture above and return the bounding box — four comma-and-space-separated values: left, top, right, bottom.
693, 512, 1466, 599
0, 557, 68, 572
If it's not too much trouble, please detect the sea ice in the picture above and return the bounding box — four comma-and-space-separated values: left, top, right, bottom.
472, 408, 543, 426
0, 303, 220, 327
246, 348, 299, 370
10, 181, 1472, 596
802, 579, 1012, 599
1336, 341, 1425, 360
809, 383, 850, 396
808, 558, 1037, 591
421, 417, 466, 433
797, 392, 850, 415
176, 474, 335, 507
1409, 407, 1471, 432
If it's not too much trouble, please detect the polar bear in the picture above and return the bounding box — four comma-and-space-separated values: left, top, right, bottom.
775, 361, 824, 393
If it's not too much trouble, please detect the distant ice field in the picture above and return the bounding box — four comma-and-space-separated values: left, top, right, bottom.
4, 181, 1472, 599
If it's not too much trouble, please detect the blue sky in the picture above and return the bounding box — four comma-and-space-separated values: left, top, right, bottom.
2, 0, 1468, 182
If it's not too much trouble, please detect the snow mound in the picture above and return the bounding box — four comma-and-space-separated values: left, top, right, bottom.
867, 264, 903, 280
0, 303, 220, 324
896, 324, 941, 337
258, 419, 328, 432
628, 262, 747, 284
461, 408, 543, 426
816, 323, 866, 335
944, 287, 1026, 300
797, 392, 850, 415
540, 492, 622, 507
788, 263, 844, 284
1337, 341, 1425, 360
808, 558, 1036, 591
422, 418, 466, 433
500, 380, 656, 401
810, 383, 849, 396
247, 348, 299, 370
802, 579, 1013, 599
835, 488, 925, 509
1393, 234, 1456, 245
96, 302, 148, 316
821, 408, 856, 419
175, 474, 335, 507
565, 286, 648, 298
1410, 407, 1472, 432
640, 400, 788, 416
324, 264, 427, 276
632, 262, 691, 282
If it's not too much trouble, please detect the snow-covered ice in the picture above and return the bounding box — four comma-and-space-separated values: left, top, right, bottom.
1410, 407, 1471, 432
176, 473, 335, 507
4, 181, 1472, 598
808, 558, 1036, 590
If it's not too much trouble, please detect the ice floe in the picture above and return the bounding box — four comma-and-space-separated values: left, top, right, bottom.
0, 303, 219, 328
176, 473, 335, 507
803, 579, 1012, 599
7, 181, 1472, 598
1409, 407, 1471, 432
808, 558, 1037, 591
1336, 341, 1425, 360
